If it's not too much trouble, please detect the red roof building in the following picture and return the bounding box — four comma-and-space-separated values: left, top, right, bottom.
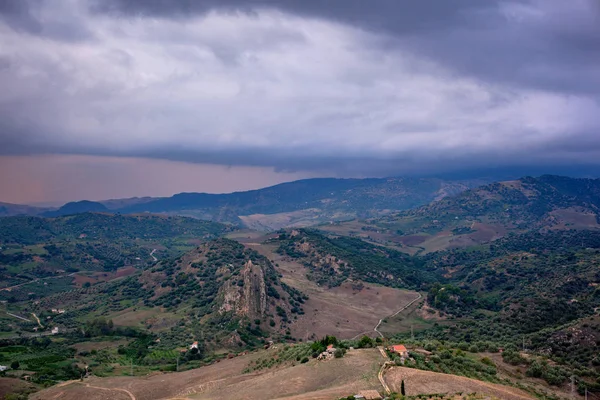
389, 344, 408, 356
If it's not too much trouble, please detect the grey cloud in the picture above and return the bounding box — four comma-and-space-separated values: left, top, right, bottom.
92, 0, 493, 33
93, 0, 600, 96
0, 0, 94, 41
0, 0, 599, 178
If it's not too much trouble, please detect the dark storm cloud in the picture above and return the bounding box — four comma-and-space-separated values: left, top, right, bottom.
94, 0, 600, 95
93, 0, 493, 33
0, 0, 94, 41
0, 0, 599, 177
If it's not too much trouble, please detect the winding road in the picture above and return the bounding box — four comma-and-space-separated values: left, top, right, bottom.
352, 292, 422, 340
150, 248, 158, 262
374, 292, 422, 338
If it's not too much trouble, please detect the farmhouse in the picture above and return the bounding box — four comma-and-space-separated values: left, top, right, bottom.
51, 327, 59, 335
317, 344, 337, 361
190, 341, 199, 350
0, 365, 7, 372
389, 344, 409, 357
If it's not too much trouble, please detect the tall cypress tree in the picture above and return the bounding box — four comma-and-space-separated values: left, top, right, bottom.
401, 379, 406, 396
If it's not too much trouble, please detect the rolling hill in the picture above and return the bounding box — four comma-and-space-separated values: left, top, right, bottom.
321, 175, 600, 253
3, 174, 600, 399
0, 213, 231, 300
42, 200, 109, 217
0, 201, 50, 217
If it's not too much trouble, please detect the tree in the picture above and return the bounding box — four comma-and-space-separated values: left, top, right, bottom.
357, 335, 374, 348
401, 379, 405, 396
10, 361, 19, 370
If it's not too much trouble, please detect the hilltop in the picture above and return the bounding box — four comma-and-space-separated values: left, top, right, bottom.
132, 238, 307, 347
42, 200, 109, 217
321, 175, 600, 253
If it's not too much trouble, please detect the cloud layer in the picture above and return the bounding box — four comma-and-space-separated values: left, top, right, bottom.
1, 0, 599, 176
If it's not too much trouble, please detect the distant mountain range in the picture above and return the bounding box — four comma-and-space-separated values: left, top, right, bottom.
4, 175, 599, 232
0, 202, 49, 217
1, 177, 486, 228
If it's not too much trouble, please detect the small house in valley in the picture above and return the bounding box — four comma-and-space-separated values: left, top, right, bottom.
389, 344, 408, 358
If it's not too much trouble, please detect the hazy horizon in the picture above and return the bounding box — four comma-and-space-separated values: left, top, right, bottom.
1, 0, 599, 204
0, 155, 319, 205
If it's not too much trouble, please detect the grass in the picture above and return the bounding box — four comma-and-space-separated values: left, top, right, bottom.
243, 343, 313, 373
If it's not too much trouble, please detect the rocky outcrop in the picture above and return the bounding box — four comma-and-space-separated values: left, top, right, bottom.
219, 259, 268, 319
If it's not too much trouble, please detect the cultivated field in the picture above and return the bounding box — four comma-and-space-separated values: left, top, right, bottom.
32, 348, 385, 400
385, 367, 536, 400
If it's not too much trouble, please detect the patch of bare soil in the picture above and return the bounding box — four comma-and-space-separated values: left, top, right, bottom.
550, 208, 600, 229
399, 235, 428, 246
0, 377, 37, 399
385, 367, 535, 400
33, 349, 385, 400
73, 267, 138, 287
247, 243, 420, 340
467, 222, 507, 243
238, 209, 333, 231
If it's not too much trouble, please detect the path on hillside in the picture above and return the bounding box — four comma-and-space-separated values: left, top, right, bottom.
5, 311, 31, 321
32, 312, 43, 327
81, 383, 136, 400
376, 346, 393, 395
378, 362, 393, 395
352, 292, 422, 340
374, 292, 422, 337
0, 272, 76, 292
150, 249, 158, 262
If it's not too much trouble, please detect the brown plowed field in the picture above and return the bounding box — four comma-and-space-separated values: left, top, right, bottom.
385, 367, 535, 400
32, 348, 385, 400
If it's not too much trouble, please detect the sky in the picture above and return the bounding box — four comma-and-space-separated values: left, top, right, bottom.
1, 0, 599, 203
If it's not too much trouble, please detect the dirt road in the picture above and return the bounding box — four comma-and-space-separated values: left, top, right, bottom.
5, 312, 30, 322
352, 292, 422, 340
32, 312, 43, 327
81, 383, 136, 400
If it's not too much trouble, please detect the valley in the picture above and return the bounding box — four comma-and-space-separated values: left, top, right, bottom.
1, 175, 600, 399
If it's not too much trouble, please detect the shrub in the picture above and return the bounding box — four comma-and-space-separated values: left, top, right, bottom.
357, 335, 374, 348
